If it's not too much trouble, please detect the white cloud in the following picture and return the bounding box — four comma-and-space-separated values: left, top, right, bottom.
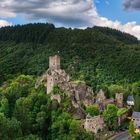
0, 0, 140, 39
0, 20, 12, 27
123, 0, 140, 10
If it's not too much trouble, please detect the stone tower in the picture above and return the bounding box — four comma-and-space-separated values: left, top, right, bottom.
96, 89, 106, 104
115, 93, 123, 107
47, 55, 60, 94
49, 55, 60, 70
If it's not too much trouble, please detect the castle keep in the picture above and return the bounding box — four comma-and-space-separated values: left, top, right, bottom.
47, 55, 70, 94
49, 55, 60, 70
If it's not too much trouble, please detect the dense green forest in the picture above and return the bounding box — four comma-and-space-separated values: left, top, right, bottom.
0, 23, 140, 139
0, 75, 94, 140
0, 23, 139, 85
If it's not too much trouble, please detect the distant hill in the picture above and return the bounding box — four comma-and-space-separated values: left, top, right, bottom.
0, 23, 140, 90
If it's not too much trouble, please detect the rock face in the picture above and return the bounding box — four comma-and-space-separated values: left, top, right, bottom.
70, 82, 94, 107
36, 55, 94, 109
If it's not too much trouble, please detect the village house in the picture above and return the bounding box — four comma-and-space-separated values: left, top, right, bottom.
132, 112, 140, 134
127, 95, 135, 106
84, 114, 105, 134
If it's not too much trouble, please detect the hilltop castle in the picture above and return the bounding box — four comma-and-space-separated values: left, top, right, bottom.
36, 54, 129, 134
36, 55, 95, 111
36, 55, 124, 109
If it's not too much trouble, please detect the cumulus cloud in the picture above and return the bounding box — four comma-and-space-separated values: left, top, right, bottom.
0, 20, 12, 27
0, 0, 140, 39
0, 0, 98, 27
123, 0, 140, 10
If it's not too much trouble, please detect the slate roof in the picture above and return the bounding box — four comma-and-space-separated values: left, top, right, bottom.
132, 112, 140, 118
127, 95, 134, 102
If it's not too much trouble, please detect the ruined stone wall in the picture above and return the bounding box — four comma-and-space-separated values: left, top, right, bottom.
46, 68, 94, 106
47, 68, 70, 94
115, 93, 123, 107
47, 74, 55, 94
96, 89, 106, 104
84, 115, 105, 134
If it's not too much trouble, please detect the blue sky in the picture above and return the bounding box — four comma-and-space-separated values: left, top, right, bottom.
4, 0, 140, 25
0, 0, 140, 39
95, 0, 140, 24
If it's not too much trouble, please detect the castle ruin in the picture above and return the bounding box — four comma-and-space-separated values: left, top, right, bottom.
37, 55, 94, 109
47, 55, 70, 94
35, 54, 128, 134
84, 114, 105, 134
115, 93, 124, 108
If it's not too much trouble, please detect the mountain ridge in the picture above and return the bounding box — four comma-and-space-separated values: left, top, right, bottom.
0, 23, 140, 89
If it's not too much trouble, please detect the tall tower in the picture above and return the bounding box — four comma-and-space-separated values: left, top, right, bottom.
47, 55, 61, 94
96, 89, 106, 104
115, 93, 123, 107
49, 55, 60, 70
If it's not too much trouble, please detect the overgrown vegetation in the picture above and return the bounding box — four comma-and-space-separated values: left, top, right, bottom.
0, 23, 140, 139
0, 75, 94, 140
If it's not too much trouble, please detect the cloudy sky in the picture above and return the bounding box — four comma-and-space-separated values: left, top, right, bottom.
0, 0, 140, 39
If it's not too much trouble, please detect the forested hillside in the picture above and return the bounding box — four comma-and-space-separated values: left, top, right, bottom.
0, 23, 139, 86
0, 23, 140, 102
0, 23, 140, 139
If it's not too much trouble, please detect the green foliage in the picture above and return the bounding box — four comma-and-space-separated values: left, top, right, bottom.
108, 84, 127, 97
134, 95, 140, 112
52, 85, 65, 97
131, 82, 140, 95
51, 112, 94, 140
129, 120, 135, 136
133, 135, 140, 140
0, 23, 140, 88
103, 104, 118, 130
0, 23, 140, 138
117, 108, 128, 116
94, 26, 139, 44
0, 23, 139, 111
0, 75, 93, 139
0, 113, 22, 140
0, 97, 9, 116
16, 134, 41, 140
0, 23, 55, 43
86, 105, 100, 116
